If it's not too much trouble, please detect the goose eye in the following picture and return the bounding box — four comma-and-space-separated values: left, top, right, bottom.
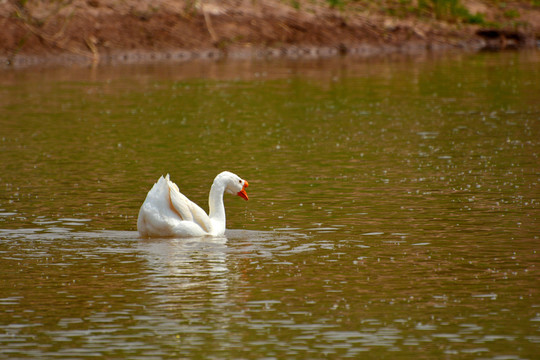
238, 180, 242, 183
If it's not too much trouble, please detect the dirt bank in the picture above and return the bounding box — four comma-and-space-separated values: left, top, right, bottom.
1, 0, 538, 68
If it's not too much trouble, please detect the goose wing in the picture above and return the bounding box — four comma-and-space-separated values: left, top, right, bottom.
166, 175, 211, 233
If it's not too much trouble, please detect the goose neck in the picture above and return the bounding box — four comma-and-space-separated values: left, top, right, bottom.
208, 181, 226, 221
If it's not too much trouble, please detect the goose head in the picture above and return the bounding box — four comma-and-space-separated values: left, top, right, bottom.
219, 171, 249, 201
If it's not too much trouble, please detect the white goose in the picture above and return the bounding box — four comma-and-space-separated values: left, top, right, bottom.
137, 171, 249, 238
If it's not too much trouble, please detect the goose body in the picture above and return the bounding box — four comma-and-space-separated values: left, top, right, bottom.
137, 171, 249, 238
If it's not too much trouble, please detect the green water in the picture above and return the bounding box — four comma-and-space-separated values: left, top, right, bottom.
0, 52, 539, 359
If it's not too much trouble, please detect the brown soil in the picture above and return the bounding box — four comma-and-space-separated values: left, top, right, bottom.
1, 0, 538, 68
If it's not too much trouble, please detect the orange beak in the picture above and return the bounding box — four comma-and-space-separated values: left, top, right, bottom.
237, 180, 249, 201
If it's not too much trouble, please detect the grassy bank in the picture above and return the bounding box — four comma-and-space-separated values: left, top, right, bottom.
1, 0, 538, 67
306, 0, 538, 26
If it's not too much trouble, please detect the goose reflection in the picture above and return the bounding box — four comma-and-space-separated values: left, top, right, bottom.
137, 235, 233, 311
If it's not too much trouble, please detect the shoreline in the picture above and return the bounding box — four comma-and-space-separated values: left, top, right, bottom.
2, 40, 488, 69
1, 0, 538, 69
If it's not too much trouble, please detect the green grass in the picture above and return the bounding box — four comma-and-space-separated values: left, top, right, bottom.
326, 0, 345, 8
503, 9, 520, 19
417, 0, 487, 24
316, 0, 490, 24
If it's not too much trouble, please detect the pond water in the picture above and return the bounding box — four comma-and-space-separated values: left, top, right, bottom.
0, 51, 539, 359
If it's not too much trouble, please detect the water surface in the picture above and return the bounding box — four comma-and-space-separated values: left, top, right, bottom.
1, 51, 539, 358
